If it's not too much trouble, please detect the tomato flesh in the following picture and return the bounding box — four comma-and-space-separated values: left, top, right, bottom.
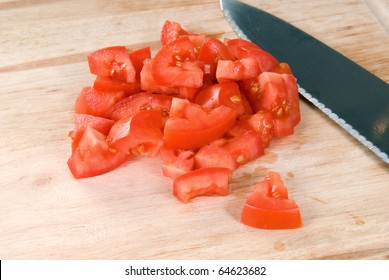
216, 57, 261, 83
226, 38, 279, 72
152, 37, 203, 88
163, 98, 236, 149
160, 148, 195, 178
195, 82, 245, 116
173, 167, 231, 203
108, 110, 163, 157
88, 46, 136, 83
75, 86, 125, 119
67, 127, 131, 179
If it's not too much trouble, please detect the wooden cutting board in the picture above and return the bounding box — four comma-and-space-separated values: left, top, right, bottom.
0, 0, 388, 259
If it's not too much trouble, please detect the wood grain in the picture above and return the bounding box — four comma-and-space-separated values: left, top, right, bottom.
0, 0, 388, 260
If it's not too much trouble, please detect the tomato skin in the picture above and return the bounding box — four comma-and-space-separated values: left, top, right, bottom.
152, 37, 203, 88
75, 86, 125, 119
173, 167, 231, 203
93, 76, 141, 96
67, 127, 131, 179
163, 98, 237, 149
195, 82, 245, 116
87, 46, 136, 83
241, 172, 303, 230
160, 148, 195, 178
108, 110, 163, 157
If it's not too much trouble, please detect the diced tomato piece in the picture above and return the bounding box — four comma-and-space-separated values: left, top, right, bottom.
163, 98, 236, 149
160, 148, 195, 178
240, 111, 274, 148
152, 37, 203, 88
198, 37, 235, 82
75, 86, 125, 119
194, 138, 237, 171
160, 20, 205, 50
69, 114, 115, 150
216, 57, 260, 83
195, 121, 264, 170
258, 72, 300, 136
241, 172, 303, 229
108, 92, 172, 121
128, 46, 151, 77
160, 20, 189, 46
223, 122, 265, 167
140, 59, 179, 95
87, 46, 136, 83
93, 76, 141, 96
67, 127, 131, 179
195, 82, 245, 117
173, 167, 231, 203
226, 38, 279, 72
108, 110, 163, 157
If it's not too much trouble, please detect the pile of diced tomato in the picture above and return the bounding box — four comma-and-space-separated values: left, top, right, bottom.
67, 21, 302, 229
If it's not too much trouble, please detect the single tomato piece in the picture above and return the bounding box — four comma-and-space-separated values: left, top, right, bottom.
75, 86, 125, 118
258, 72, 300, 136
240, 111, 274, 148
87, 46, 136, 83
223, 126, 264, 167
194, 138, 237, 171
241, 172, 303, 230
108, 110, 163, 157
152, 37, 203, 88
226, 38, 279, 72
216, 57, 260, 83
160, 148, 195, 178
69, 114, 115, 150
160, 20, 205, 49
173, 167, 231, 203
160, 20, 189, 46
108, 92, 172, 121
140, 58, 179, 95
67, 127, 131, 179
163, 98, 236, 149
195, 82, 245, 116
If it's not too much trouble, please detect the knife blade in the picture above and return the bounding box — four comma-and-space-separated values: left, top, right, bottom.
220, 0, 389, 163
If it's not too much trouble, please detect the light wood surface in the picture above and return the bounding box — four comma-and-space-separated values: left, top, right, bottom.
0, 0, 388, 259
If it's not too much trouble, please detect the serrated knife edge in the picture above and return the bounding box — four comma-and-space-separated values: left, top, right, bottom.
221, 0, 389, 164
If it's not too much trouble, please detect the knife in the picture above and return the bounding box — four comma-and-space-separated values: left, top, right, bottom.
220, 0, 389, 164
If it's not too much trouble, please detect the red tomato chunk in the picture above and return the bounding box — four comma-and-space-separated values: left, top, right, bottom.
241, 172, 303, 230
